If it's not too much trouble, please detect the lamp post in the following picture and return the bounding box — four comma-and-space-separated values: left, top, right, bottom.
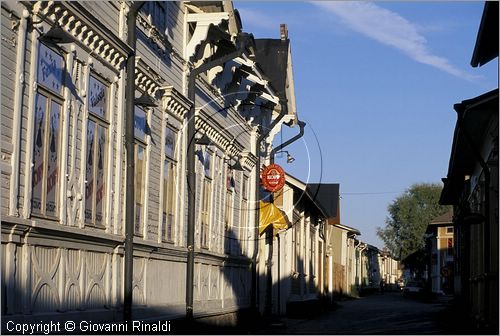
124, 1, 144, 326
185, 33, 255, 319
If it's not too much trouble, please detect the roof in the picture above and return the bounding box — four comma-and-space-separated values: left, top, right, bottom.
430, 211, 453, 225
440, 89, 499, 205
426, 211, 454, 234
254, 38, 289, 99
471, 1, 499, 67
285, 174, 328, 220
307, 183, 340, 221
333, 223, 361, 236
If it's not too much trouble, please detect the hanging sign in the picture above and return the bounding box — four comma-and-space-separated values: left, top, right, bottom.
261, 164, 286, 192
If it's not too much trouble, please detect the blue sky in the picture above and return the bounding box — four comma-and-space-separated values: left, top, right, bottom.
235, 1, 498, 248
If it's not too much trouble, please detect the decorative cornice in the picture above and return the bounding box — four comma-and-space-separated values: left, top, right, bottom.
195, 113, 232, 153
135, 57, 162, 96
136, 11, 187, 67
32, 1, 131, 70
238, 151, 257, 171
195, 110, 251, 161
185, 12, 230, 60
161, 85, 192, 121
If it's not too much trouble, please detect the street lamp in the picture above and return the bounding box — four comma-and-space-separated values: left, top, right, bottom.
39, 25, 76, 45
275, 150, 295, 163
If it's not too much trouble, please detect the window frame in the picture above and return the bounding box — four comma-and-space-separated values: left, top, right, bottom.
239, 176, 249, 256
134, 105, 149, 237
200, 149, 213, 249
161, 125, 178, 243
84, 73, 110, 228
31, 42, 66, 219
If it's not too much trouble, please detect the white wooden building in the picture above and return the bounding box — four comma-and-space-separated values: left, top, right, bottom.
270, 175, 327, 316
1, 0, 297, 326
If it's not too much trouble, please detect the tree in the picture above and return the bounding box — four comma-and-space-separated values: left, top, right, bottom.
377, 183, 451, 260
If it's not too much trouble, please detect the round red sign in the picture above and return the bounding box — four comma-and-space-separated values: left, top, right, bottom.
261, 164, 286, 192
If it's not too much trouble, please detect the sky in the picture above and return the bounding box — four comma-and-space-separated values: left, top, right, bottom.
235, 1, 498, 248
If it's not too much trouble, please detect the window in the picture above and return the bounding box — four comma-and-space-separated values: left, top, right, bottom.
294, 211, 302, 272
224, 167, 234, 254
31, 43, 64, 218
142, 2, 167, 35
200, 150, 212, 248
134, 106, 148, 236
447, 238, 454, 256
85, 75, 109, 226
162, 127, 177, 242
239, 177, 248, 256
446, 227, 454, 233
224, 189, 233, 254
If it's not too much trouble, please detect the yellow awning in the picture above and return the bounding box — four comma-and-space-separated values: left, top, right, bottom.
259, 201, 289, 235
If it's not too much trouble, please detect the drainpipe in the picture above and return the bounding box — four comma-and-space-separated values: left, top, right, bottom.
454, 103, 492, 324
186, 34, 253, 319
269, 120, 306, 163
124, 1, 144, 325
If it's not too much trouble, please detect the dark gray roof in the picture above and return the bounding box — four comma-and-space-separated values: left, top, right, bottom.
471, 1, 499, 67
430, 211, 453, 225
440, 89, 498, 205
254, 39, 289, 99
307, 183, 340, 219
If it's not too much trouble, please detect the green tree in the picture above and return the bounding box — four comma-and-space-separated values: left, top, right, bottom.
377, 183, 451, 260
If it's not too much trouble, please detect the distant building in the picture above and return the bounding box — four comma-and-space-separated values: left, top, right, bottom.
425, 211, 454, 295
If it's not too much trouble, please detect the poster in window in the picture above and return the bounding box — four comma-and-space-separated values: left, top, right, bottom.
88, 76, 107, 118
204, 151, 211, 177
163, 159, 174, 241
32, 94, 47, 214
37, 43, 64, 94
135, 145, 145, 234
226, 167, 235, 190
85, 120, 95, 223
45, 101, 61, 217
95, 126, 106, 225
134, 106, 147, 141
165, 127, 175, 158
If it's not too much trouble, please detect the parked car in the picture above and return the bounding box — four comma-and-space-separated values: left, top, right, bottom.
403, 280, 425, 296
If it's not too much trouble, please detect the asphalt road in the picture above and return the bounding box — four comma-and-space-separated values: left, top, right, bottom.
264, 292, 454, 335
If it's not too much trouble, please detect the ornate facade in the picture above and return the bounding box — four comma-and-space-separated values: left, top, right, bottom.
1, 1, 297, 326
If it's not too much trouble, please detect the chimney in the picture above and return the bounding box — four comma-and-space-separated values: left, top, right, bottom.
280, 23, 288, 40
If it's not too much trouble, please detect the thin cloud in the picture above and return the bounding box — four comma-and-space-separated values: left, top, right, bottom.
312, 1, 480, 81
237, 8, 279, 31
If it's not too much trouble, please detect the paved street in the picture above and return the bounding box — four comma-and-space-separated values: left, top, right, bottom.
260, 292, 456, 335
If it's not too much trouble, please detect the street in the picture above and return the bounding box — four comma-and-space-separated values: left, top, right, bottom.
259, 292, 459, 335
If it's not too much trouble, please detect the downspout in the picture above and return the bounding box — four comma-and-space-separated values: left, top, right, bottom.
124, 1, 144, 325
186, 36, 251, 319
454, 103, 491, 323
270, 120, 306, 164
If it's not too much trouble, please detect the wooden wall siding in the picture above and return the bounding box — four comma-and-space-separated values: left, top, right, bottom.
1, 8, 15, 215
136, 38, 184, 94
167, 2, 185, 55
0, 243, 115, 315
146, 258, 185, 308
82, 2, 120, 37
